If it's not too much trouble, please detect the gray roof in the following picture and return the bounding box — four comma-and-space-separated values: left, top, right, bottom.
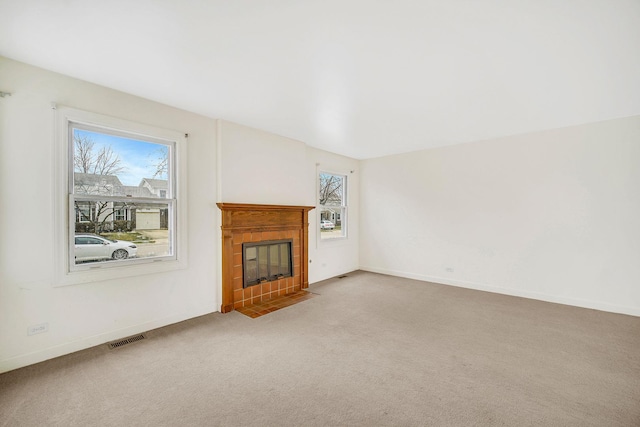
74, 173, 124, 196
121, 186, 154, 198
74, 173, 154, 197
74, 173, 123, 187
140, 178, 168, 189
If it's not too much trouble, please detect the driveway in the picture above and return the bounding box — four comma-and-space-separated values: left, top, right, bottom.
135, 229, 170, 258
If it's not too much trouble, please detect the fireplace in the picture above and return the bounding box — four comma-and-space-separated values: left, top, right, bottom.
217, 203, 314, 313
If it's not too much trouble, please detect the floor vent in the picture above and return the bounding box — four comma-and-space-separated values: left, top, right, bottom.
337, 275, 348, 279
108, 333, 147, 350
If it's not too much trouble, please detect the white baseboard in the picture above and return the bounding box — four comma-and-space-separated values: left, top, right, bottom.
310, 268, 357, 285
360, 266, 640, 317
0, 308, 216, 374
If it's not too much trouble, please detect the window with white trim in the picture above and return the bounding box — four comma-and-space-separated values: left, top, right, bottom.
319, 172, 347, 240
68, 121, 176, 270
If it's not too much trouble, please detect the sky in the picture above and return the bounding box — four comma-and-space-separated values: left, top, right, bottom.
73, 128, 169, 186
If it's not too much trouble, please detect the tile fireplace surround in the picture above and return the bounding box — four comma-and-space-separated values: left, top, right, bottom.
217, 203, 315, 313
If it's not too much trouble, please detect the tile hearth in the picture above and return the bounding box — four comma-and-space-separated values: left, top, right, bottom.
235, 290, 317, 318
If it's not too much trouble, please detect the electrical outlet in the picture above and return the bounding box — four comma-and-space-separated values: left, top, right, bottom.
28, 323, 49, 336
445, 267, 454, 273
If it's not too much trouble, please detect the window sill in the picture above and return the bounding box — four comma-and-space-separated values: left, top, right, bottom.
319, 235, 349, 245
55, 256, 187, 287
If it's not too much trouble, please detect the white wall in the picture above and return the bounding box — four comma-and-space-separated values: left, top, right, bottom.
217, 120, 359, 284
360, 116, 640, 316
0, 57, 219, 372
218, 120, 308, 205
10, 50, 635, 375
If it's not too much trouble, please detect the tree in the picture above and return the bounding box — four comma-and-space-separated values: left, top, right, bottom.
151, 146, 169, 179
74, 132, 125, 175
73, 132, 127, 234
319, 173, 343, 205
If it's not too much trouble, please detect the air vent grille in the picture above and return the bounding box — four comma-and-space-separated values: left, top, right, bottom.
108, 333, 146, 350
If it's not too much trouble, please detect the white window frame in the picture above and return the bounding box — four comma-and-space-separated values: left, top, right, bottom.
113, 206, 126, 221
76, 202, 94, 223
54, 106, 188, 286
318, 171, 348, 241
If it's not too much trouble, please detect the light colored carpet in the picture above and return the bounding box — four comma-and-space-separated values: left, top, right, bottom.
1, 271, 639, 426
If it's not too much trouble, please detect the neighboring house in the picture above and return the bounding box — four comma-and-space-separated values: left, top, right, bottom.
139, 178, 168, 198
73, 173, 167, 232
320, 208, 341, 226
138, 178, 169, 229
319, 189, 343, 226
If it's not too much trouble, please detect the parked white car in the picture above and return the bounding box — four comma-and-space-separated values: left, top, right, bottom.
320, 220, 335, 230
74, 234, 137, 262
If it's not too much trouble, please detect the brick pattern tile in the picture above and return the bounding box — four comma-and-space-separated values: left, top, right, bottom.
231, 229, 302, 308
235, 291, 317, 318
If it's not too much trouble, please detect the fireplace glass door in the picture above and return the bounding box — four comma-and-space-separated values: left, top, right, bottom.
243, 240, 292, 287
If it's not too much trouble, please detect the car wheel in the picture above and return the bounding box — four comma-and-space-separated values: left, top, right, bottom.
112, 249, 129, 260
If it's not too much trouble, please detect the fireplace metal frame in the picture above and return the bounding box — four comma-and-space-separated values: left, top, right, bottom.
242, 239, 293, 287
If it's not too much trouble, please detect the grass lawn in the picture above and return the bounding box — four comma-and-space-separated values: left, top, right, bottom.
101, 232, 155, 244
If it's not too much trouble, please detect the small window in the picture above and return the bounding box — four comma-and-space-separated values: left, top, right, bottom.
319, 172, 347, 240
76, 202, 94, 223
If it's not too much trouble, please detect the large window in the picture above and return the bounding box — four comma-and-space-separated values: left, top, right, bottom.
68, 122, 176, 270
319, 172, 347, 240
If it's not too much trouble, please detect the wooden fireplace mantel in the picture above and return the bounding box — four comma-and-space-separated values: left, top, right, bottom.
217, 203, 315, 313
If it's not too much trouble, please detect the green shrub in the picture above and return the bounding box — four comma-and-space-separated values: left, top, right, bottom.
75, 223, 95, 233
113, 220, 132, 232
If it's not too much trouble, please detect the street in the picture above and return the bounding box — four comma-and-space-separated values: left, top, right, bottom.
135, 230, 170, 258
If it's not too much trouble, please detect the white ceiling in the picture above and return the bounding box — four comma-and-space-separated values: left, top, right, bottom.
1, 1, 639, 159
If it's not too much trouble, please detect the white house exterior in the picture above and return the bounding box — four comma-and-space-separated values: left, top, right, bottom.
73, 173, 167, 232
